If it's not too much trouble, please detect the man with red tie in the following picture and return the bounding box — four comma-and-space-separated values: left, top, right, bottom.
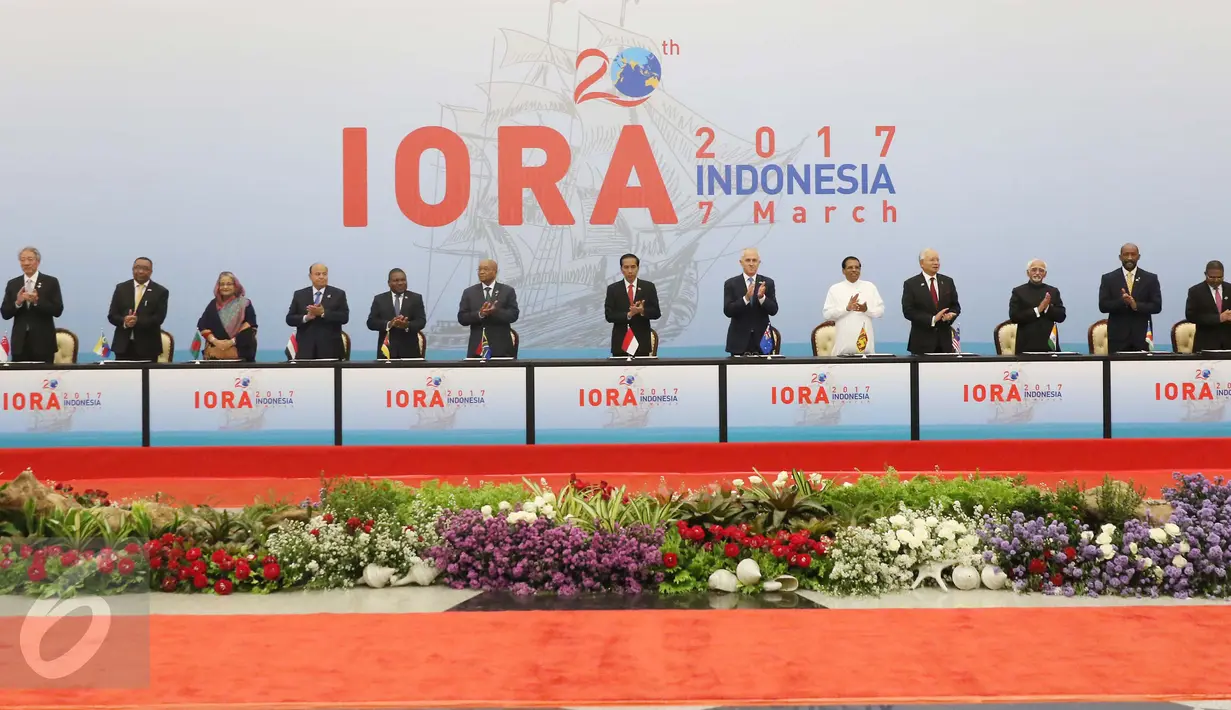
604, 253, 660, 357
901, 248, 961, 355
1185, 260, 1231, 352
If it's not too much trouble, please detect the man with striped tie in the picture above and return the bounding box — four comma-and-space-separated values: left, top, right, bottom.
605, 253, 660, 357
1009, 259, 1067, 353
285, 263, 349, 360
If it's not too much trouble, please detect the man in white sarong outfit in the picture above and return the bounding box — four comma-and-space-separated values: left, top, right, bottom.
821, 256, 885, 355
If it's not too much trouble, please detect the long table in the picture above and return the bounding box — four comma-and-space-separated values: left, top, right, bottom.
1, 354, 1229, 447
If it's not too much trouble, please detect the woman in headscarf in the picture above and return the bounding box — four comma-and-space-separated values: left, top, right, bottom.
197, 271, 258, 360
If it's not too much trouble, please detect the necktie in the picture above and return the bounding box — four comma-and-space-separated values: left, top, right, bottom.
24, 278, 32, 293
484, 286, 491, 302
1125, 272, 1134, 295
394, 294, 402, 313
748, 277, 755, 301
929, 277, 938, 308
1216, 288, 1223, 313
135, 283, 146, 309
313, 290, 322, 305
627, 283, 635, 305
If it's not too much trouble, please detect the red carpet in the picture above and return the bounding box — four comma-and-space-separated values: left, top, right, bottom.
1, 606, 1229, 709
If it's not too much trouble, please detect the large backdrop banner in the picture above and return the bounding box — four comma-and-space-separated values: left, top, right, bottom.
1, 0, 1228, 359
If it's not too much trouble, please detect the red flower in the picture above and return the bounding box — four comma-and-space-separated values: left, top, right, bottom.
770, 545, 789, 558
310, 529, 320, 537
160, 576, 178, 592
211, 549, 230, 565
263, 555, 278, 565
1064, 546, 1077, 561
177, 567, 192, 580
192, 574, 210, 589
218, 557, 235, 572
262, 562, 281, 580
148, 556, 162, 570
99, 558, 116, 574
702, 541, 713, 552
0, 559, 11, 570
47, 545, 62, 557
167, 559, 181, 572
27, 565, 46, 582
708, 525, 725, 539
124, 543, 140, 555
235, 560, 251, 580
322, 513, 334, 524
1, 543, 11, 554
346, 517, 361, 529
190, 560, 207, 575
19, 545, 31, 559
687, 526, 705, 542
794, 553, 813, 568
1028, 558, 1047, 575
723, 543, 740, 558
59, 552, 78, 568
118, 558, 135, 576
185, 548, 202, 562
1050, 573, 1064, 587
663, 552, 679, 568
214, 578, 234, 596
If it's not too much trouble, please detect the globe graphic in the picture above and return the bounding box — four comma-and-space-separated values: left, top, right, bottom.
609, 47, 661, 99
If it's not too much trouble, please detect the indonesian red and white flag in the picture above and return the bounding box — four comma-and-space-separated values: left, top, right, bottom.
622, 327, 638, 356
0, 333, 9, 363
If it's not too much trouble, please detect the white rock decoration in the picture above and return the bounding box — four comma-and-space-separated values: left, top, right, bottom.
735, 558, 762, 587
761, 580, 783, 592
708, 569, 738, 593
951, 564, 980, 590
980, 565, 1008, 590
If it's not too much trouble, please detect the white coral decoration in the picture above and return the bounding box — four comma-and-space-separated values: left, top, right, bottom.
735, 558, 762, 586
707, 569, 738, 592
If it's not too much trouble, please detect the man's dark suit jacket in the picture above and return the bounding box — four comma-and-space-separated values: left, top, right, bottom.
604, 280, 661, 356
366, 290, 427, 359
1, 274, 64, 363
723, 274, 779, 355
1008, 282, 1067, 353
457, 282, 519, 358
1185, 281, 1231, 352
284, 285, 350, 359
1098, 268, 1162, 353
107, 280, 169, 361
901, 272, 961, 355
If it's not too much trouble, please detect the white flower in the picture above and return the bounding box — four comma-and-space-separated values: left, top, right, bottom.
749, 475, 762, 484
1164, 523, 1181, 537
1100, 523, 1117, 535
886, 540, 901, 552
1129, 542, 1138, 554
924, 516, 938, 527
533, 495, 547, 507
1179, 541, 1191, 554
498, 501, 512, 511
1080, 531, 1094, 542
1095, 532, 1113, 546
480, 505, 493, 518
1142, 557, 1153, 568
889, 514, 908, 527
895, 529, 914, 544
732, 478, 744, 488
772, 479, 786, 489
1172, 555, 1187, 568
809, 473, 822, 485
541, 504, 555, 519
542, 491, 556, 504
776, 471, 789, 482
1099, 543, 1116, 560
522, 501, 538, 514
1149, 527, 1168, 543
307, 560, 320, 573
842, 482, 853, 487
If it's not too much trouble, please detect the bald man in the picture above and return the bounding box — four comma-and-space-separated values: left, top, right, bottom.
285, 262, 350, 360
901, 248, 960, 355
723, 248, 779, 356
458, 259, 519, 358
1098, 243, 1161, 353
1009, 259, 1066, 353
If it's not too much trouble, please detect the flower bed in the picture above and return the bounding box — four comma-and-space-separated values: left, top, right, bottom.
1, 466, 1223, 600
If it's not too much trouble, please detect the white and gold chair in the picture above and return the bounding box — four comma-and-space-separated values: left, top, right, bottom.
341, 331, 351, 361
1088, 319, 1108, 355
510, 328, 519, 358
417, 331, 427, 358
158, 330, 174, 363
1172, 320, 1196, 354
810, 321, 836, 356
994, 320, 1018, 355
54, 328, 78, 364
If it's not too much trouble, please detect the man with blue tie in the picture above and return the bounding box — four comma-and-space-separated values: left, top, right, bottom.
723, 248, 779, 356
285, 263, 350, 359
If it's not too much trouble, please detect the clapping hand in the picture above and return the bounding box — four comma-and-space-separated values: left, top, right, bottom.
1120, 288, 1136, 309
391, 314, 409, 329
846, 294, 866, 312
124, 310, 137, 328
1039, 291, 1051, 312
936, 307, 955, 322
305, 304, 324, 320
627, 300, 645, 319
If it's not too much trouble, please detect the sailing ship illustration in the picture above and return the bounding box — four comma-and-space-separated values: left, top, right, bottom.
990, 367, 1036, 424
415, 1, 803, 353
796, 396, 845, 426
1182, 363, 1227, 422
25, 374, 76, 433
219, 370, 266, 431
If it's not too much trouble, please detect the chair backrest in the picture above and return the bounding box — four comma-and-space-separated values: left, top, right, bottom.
1088, 319, 1108, 355
159, 330, 174, 363
510, 328, 519, 357
341, 331, 351, 361
649, 329, 659, 356
769, 325, 782, 355
417, 331, 427, 358
54, 328, 78, 364
993, 320, 1016, 355
1172, 320, 1196, 354
810, 321, 836, 356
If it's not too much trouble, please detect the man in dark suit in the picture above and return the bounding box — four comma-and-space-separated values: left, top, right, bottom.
1184, 260, 1231, 352
901, 248, 960, 355
604, 253, 661, 357
366, 268, 426, 359
1098, 243, 1162, 353
457, 259, 519, 358
107, 256, 169, 362
1, 247, 64, 363
1009, 258, 1067, 353
284, 262, 350, 359
723, 247, 779, 356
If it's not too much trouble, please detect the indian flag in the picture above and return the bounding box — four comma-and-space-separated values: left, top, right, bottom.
1048, 324, 1058, 351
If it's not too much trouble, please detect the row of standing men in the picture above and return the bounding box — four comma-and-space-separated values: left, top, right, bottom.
4, 244, 1231, 363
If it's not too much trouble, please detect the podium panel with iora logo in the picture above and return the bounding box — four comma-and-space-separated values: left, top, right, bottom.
0, 367, 142, 448
1112, 359, 1231, 439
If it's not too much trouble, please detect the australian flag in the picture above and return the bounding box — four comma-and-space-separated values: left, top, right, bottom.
759, 324, 774, 355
